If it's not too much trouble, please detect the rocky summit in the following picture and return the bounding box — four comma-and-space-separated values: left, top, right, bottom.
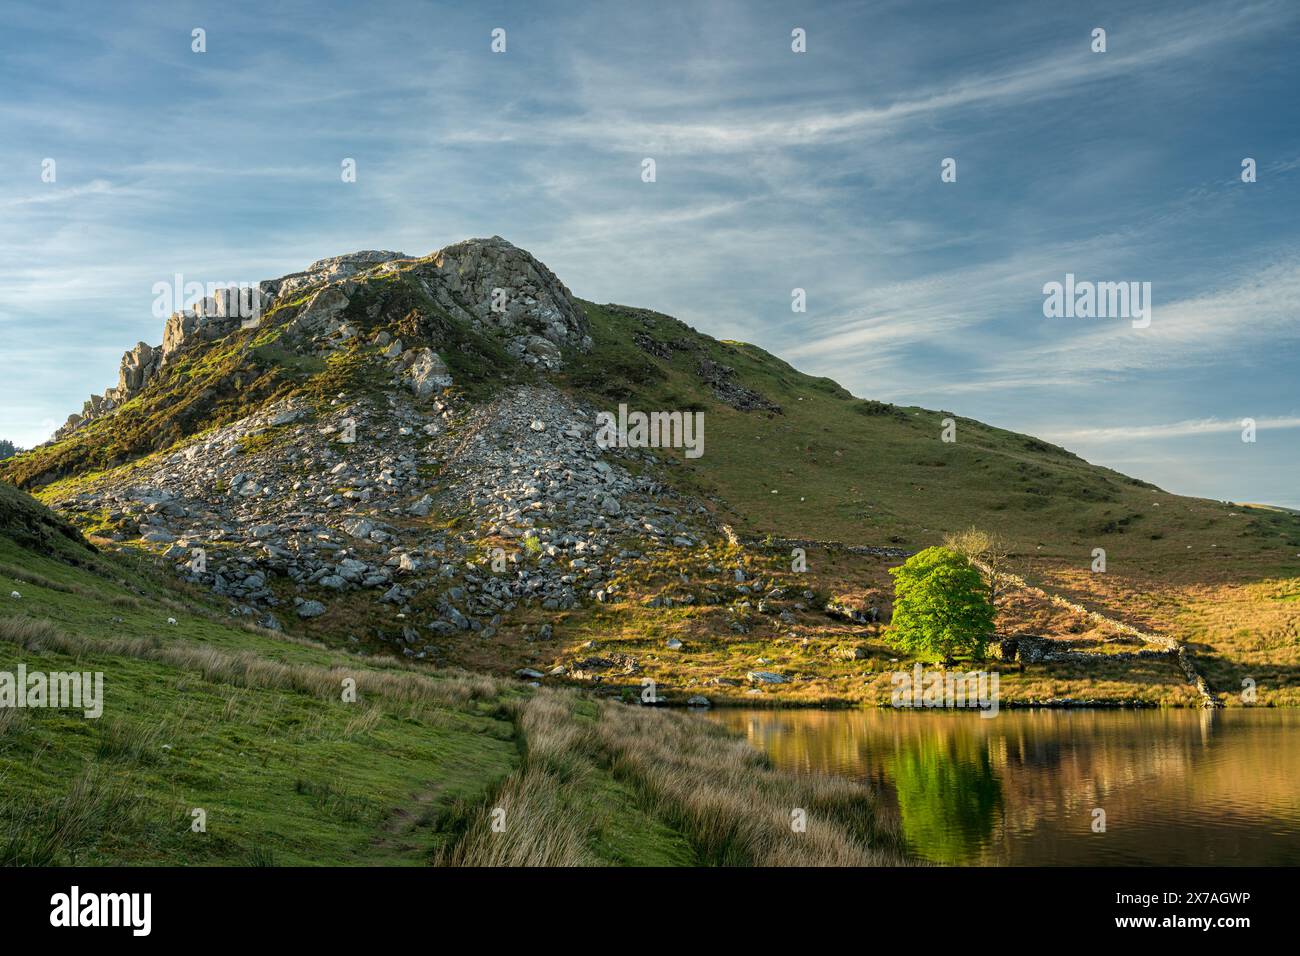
56, 236, 591, 439
34, 238, 712, 662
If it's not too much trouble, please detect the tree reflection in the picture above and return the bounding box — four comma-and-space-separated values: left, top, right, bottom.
889, 736, 1002, 864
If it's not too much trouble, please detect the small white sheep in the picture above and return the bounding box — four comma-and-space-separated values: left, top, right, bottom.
9, 591, 19, 599
167, 617, 177, 625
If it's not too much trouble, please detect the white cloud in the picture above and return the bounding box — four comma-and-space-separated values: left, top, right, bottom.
4, 179, 116, 206
1042, 415, 1300, 443
447, 2, 1286, 156
995, 256, 1300, 378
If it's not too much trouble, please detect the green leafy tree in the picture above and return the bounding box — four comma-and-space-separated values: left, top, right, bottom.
0, 440, 17, 461
887, 546, 995, 662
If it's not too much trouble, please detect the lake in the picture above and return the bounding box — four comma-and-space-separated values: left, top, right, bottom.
705, 707, 1300, 865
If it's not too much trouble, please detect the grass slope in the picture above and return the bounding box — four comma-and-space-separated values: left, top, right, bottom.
5, 287, 1297, 711
0, 531, 522, 865
567, 301, 1300, 582
0, 491, 906, 865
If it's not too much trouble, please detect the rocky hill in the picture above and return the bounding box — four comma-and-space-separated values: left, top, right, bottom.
3, 236, 1297, 698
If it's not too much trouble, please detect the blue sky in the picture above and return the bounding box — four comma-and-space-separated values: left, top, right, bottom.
2, 0, 1298, 505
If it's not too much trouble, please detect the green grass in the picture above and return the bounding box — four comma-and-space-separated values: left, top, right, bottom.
0, 528, 522, 865
562, 300, 1300, 587
0, 489, 909, 866
0, 634, 518, 865
4, 270, 1299, 869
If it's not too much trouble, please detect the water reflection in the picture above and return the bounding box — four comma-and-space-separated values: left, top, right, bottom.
890, 736, 1001, 863
706, 708, 1300, 865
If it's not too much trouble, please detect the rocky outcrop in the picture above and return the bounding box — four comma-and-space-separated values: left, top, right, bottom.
634, 331, 697, 360
158, 283, 273, 366
281, 285, 352, 340
696, 359, 781, 413
56, 341, 165, 439
118, 342, 161, 393
255, 238, 591, 371
162, 310, 240, 365
49, 238, 589, 442
270, 250, 410, 302
57, 286, 263, 440
404, 348, 453, 397
412, 236, 591, 368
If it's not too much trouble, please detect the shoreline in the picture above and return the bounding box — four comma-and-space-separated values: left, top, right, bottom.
630, 695, 1272, 711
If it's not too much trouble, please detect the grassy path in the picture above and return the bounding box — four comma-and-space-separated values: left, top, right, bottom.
437, 689, 911, 866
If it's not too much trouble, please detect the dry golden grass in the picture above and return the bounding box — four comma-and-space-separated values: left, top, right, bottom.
595, 700, 910, 866
439, 688, 911, 867
1032, 562, 1300, 705
456, 542, 1253, 708
437, 693, 602, 866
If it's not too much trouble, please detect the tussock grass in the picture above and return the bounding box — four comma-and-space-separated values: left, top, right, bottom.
437, 693, 599, 866
247, 846, 278, 866
96, 718, 168, 765
342, 704, 384, 739
596, 702, 909, 866
0, 615, 63, 645
0, 707, 27, 738
438, 762, 599, 866
438, 690, 911, 867
0, 766, 140, 866
294, 779, 369, 824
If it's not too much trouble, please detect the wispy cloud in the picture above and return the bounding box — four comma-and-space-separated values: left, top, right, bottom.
1043, 415, 1300, 443
4, 179, 117, 206
449, 2, 1287, 156
0, 0, 1297, 507
990, 255, 1300, 379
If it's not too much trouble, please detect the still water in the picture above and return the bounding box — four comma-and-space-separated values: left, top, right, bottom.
706, 708, 1300, 865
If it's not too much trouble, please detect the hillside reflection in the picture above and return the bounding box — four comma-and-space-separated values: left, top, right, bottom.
706, 708, 1300, 865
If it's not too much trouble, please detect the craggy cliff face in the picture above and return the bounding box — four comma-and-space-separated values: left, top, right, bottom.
56, 236, 590, 439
